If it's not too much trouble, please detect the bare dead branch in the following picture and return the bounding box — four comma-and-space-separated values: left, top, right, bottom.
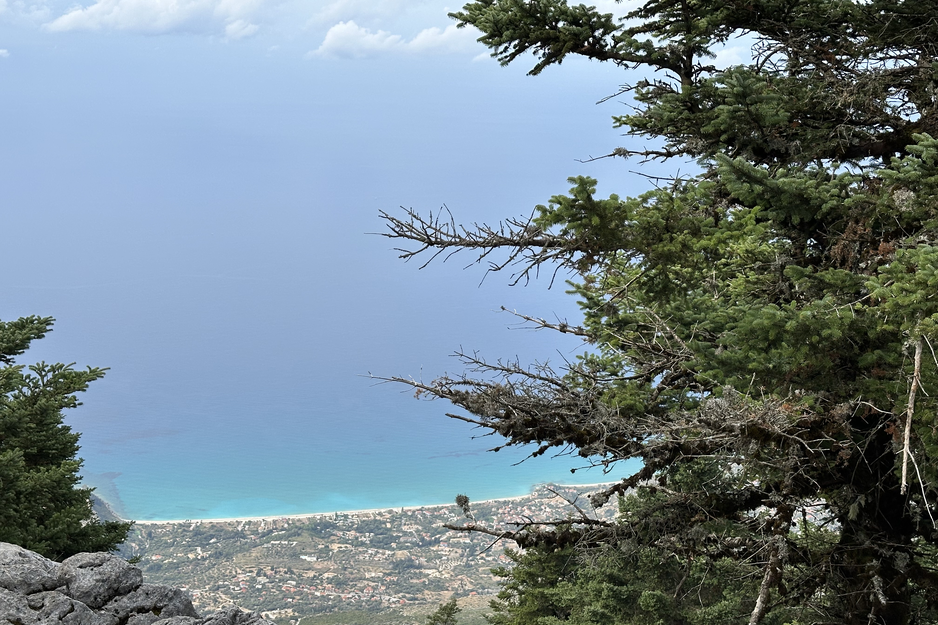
901, 337, 923, 495
576, 146, 681, 164
377, 207, 593, 285
499, 306, 590, 338
545, 487, 594, 522
748, 537, 784, 625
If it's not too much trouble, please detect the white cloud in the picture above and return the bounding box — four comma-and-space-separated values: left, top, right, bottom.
0, 49, 8, 57
309, 20, 399, 58
43, 0, 264, 38
225, 18, 258, 39
712, 45, 747, 68
0, 0, 53, 24
406, 23, 472, 53
711, 35, 757, 68
309, 20, 477, 58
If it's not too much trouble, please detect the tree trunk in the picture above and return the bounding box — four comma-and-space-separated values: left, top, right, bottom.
838, 425, 913, 625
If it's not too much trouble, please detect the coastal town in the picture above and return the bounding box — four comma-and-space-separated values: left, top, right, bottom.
121, 483, 619, 625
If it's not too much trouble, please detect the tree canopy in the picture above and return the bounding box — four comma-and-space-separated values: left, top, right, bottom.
381, 0, 938, 623
0, 315, 131, 560
427, 598, 461, 625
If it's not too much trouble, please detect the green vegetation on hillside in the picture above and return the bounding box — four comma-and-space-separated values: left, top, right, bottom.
126, 486, 608, 621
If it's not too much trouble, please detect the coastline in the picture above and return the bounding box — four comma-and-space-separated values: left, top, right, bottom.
128, 481, 618, 525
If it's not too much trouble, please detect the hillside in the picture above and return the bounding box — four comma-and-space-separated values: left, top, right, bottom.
121, 483, 617, 625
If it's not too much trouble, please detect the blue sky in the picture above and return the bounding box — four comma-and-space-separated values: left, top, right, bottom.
0, 0, 627, 52
0, 0, 729, 518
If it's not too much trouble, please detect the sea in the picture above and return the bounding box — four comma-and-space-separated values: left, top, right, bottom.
17, 267, 638, 523
72, 371, 637, 522
14, 271, 639, 523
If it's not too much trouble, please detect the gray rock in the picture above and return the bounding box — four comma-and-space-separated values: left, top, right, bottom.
26, 590, 76, 617
201, 607, 269, 625
149, 618, 201, 625
126, 613, 161, 625
102, 584, 199, 621
60, 553, 143, 609
0, 544, 273, 625
0, 543, 61, 595
26, 591, 119, 625
59, 601, 121, 625
0, 585, 38, 625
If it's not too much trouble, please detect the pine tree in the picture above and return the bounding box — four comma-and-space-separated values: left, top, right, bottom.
487, 467, 805, 625
381, 1, 938, 622
0, 315, 131, 560
427, 598, 461, 625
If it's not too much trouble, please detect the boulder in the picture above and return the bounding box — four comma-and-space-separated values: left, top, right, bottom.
0, 586, 38, 625
102, 584, 199, 620
201, 607, 271, 625
60, 552, 143, 609
26, 590, 118, 625
0, 543, 61, 595
0, 544, 273, 625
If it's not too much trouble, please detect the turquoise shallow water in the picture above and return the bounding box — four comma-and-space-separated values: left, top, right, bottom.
75, 386, 637, 521
27, 253, 636, 523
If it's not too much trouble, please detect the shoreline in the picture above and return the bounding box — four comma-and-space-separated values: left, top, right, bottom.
128, 481, 618, 525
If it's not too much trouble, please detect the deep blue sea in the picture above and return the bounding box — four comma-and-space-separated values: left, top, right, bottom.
70, 363, 636, 521
16, 270, 637, 522
18, 273, 637, 522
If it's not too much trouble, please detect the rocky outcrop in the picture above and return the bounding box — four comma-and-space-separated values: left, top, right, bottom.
0, 544, 272, 625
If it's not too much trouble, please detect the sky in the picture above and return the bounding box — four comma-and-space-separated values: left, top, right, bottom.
0, 0, 725, 518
